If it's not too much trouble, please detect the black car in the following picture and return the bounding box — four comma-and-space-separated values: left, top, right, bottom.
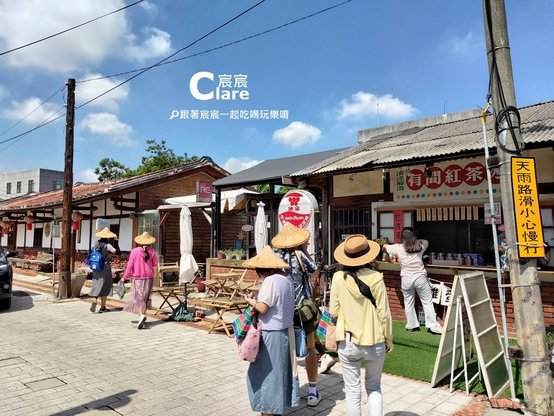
0, 249, 16, 310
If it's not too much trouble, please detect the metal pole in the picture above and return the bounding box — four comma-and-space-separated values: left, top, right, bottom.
482, 1, 554, 412
481, 105, 516, 398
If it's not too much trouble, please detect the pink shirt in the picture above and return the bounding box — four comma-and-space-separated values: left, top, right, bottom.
123, 247, 158, 280
384, 240, 428, 277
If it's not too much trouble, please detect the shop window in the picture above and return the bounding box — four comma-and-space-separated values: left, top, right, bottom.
377, 211, 413, 244
16, 181, 21, 193
137, 212, 159, 252
332, 208, 370, 247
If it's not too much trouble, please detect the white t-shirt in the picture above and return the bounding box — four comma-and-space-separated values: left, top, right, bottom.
384, 239, 429, 277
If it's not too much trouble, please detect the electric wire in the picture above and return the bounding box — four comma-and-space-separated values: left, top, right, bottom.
76, 0, 267, 109
0, 85, 66, 138
0, 0, 144, 57
484, 0, 523, 155
78, 0, 353, 84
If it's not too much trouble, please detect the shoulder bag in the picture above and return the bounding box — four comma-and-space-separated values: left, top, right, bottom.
238, 314, 261, 362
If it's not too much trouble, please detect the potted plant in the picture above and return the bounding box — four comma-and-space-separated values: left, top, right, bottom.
217, 249, 225, 260
233, 249, 245, 260
223, 249, 234, 260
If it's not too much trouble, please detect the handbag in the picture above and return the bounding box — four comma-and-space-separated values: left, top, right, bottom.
294, 324, 308, 358
173, 302, 193, 322
316, 307, 337, 343
325, 323, 338, 352
232, 306, 256, 341
238, 315, 261, 362
113, 280, 126, 299
295, 298, 320, 326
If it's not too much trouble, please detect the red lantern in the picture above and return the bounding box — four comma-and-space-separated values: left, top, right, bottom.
72, 220, 80, 230
26, 223, 33, 230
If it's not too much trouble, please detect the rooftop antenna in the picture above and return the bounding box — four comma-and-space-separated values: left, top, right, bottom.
442, 101, 448, 122
376, 102, 380, 126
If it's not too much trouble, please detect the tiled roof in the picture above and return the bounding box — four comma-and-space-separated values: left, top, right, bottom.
0, 157, 227, 211
292, 100, 554, 177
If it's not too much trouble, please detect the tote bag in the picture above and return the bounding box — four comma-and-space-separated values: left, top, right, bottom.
113, 280, 126, 299
232, 306, 256, 341
294, 326, 308, 358
316, 307, 337, 343
238, 315, 261, 362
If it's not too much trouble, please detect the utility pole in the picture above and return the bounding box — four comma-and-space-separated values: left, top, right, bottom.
482, 1, 554, 414
58, 78, 75, 299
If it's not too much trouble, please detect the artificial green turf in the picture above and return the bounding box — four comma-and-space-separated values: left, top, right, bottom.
382, 321, 524, 398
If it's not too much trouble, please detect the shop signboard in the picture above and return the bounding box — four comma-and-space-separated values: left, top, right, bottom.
511, 157, 545, 258
393, 210, 404, 243
278, 190, 318, 256
484, 202, 502, 225
393, 157, 500, 202
196, 180, 213, 203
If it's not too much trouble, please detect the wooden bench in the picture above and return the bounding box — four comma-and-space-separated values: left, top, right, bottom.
9, 251, 54, 272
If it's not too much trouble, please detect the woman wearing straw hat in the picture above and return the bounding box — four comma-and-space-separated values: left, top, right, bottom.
121, 232, 159, 329
272, 223, 323, 407
330, 234, 393, 416
88, 227, 121, 313
242, 245, 299, 416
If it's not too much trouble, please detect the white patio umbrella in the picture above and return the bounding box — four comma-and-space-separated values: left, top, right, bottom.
179, 205, 198, 283
254, 201, 268, 254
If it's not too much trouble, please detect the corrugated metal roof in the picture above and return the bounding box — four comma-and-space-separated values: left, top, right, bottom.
213, 148, 346, 188
292, 100, 554, 177
0, 157, 227, 211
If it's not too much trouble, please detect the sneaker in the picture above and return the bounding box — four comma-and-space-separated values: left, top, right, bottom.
406, 326, 420, 332
98, 307, 109, 313
307, 392, 321, 407
319, 354, 336, 374
90, 301, 97, 313
137, 315, 147, 329
428, 325, 442, 335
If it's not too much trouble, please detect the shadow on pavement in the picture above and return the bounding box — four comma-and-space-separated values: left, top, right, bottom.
386, 412, 419, 416
49, 389, 138, 416
0, 290, 36, 314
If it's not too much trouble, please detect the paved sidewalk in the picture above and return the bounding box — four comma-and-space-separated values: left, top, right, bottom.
2, 273, 515, 416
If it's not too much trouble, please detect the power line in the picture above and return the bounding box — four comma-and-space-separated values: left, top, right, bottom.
0, 106, 66, 147
76, 0, 268, 109
0, 0, 145, 57
79, 0, 353, 84
0, 85, 66, 138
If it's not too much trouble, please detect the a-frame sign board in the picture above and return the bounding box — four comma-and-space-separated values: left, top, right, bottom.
431, 271, 511, 398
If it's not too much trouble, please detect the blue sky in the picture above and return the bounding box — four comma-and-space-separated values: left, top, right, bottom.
0, 0, 553, 185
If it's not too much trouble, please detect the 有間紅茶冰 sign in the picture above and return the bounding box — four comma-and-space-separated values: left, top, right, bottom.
511, 157, 545, 258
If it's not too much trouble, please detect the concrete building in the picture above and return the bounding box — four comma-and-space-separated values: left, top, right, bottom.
0, 168, 64, 201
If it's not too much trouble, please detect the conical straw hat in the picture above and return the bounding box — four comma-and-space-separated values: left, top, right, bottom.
333, 234, 380, 267
135, 231, 156, 246
95, 227, 117, 239
243, 245, 290, 269
271, 223, 310, 249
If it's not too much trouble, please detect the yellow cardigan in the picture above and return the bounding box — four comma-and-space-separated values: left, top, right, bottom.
329, 269, 393, 351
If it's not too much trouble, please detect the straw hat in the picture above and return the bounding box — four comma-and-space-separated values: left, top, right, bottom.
243, 245, 290, 269
95, 227, 117, 239
135, 231, 156, 246
271, 223, 310, 249
333, 234, 380, 267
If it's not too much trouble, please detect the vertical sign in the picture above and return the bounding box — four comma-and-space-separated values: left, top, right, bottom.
484, 202, 502, 224
393, 210, 404, 243
511, 157, 545, 258
196, 181, 213, 203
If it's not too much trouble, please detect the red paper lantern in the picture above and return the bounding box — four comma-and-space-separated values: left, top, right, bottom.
72, 220, 80, 230
26, 223, 33, 230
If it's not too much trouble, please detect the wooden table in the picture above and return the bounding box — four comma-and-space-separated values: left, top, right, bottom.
152, 285, 195, 315
205, 271, 244, 297
199, 297, 249, 337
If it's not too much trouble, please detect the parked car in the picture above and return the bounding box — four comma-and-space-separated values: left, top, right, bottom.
0, 248, 17, 310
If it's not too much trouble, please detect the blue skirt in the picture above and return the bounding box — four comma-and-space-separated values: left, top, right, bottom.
247, 329, 300, 414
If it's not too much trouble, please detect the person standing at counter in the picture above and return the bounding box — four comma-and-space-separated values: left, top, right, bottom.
383, 228, 442, 334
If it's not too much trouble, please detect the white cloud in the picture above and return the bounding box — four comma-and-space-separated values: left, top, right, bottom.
125, 27, 173, 62
449, 32, 484, 57
222, 157, 263, 174
0, 0, 128, 72
0, 85, 8, 101
76, 73, 130, 111
79, 112, 134, 146
0, 97, 64, 124
338, 92, 417, 120
76, 168, 99, 183
272, 121, 321, 148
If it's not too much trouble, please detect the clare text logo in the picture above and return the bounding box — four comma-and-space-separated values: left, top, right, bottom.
189, 71, 249, 101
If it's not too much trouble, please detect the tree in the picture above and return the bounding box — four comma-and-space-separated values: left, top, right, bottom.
94, 158, 131, 182
134, 139, 197, 176
93, 139, 198, 181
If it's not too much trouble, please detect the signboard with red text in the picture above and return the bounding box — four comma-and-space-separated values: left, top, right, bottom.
196, 181, 213, 203
393, 157, 500, 202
